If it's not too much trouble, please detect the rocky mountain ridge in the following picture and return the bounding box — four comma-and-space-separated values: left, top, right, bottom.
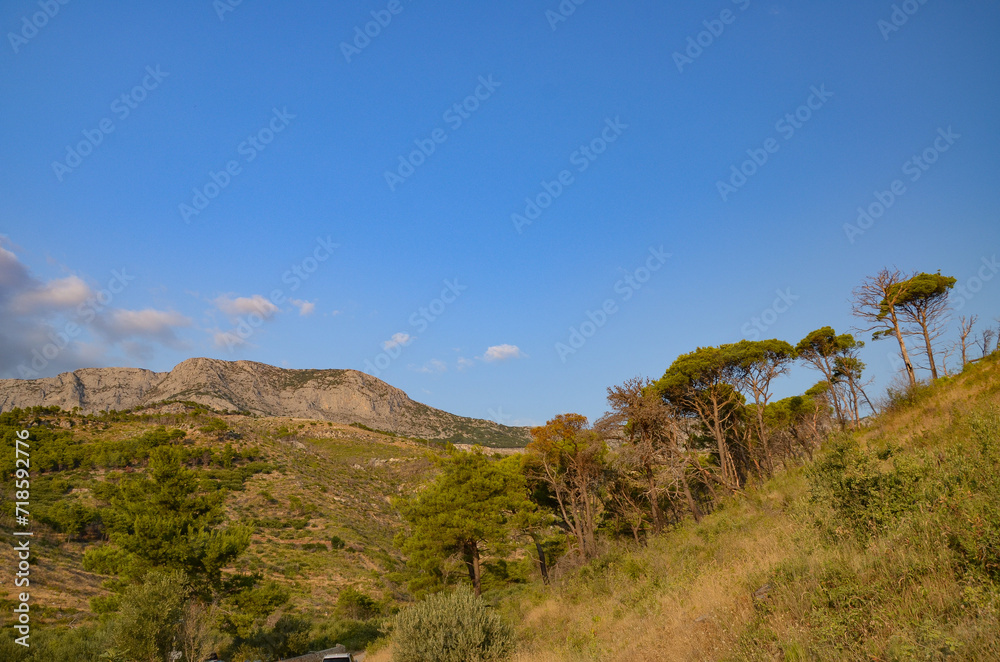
0, 357, 529, 446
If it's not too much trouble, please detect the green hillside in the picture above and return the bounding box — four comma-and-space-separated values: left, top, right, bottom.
487, 355, 1000, 662
0, 406, 448, 659
2, 356, 999, 662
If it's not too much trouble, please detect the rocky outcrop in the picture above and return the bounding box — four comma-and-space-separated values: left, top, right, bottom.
0, 358, 529, 446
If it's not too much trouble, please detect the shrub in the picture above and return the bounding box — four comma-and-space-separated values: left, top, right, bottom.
199, 418, 229, 434
331, 535, 346, 550
392, 586, 515, 662
808, 437, 927, 539
110, 570, 188, 662
880, 380, 934, 414
337, 587, 381, 620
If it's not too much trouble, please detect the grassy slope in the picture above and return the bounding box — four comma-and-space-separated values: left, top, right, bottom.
0, 410, 442, 628
492, 356, 1000, 662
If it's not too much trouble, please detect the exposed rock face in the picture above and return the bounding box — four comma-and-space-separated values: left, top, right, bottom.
0, 358, 530, 446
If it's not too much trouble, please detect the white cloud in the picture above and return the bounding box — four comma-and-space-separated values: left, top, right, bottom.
383, 332, 412, 350
11, 274, 92, 314
213, 294, 279, 319
482, 344, 526, 362
0, 243, 191, 378
290, 299, 316, 316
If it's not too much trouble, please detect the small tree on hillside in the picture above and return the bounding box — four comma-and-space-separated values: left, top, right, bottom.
88, 446, 252, 594
958, 315, 978, 368
979, 326, 997, 359
524, 414, 607, 560
601, 377, 671, 532
727, 339, 797, 475
889, 271, 956, 379
109, 570, 188, 662
852, 268, 918, 387
655, 347, 747, 490
796, 327, 866, 427
398, 450, 535, 596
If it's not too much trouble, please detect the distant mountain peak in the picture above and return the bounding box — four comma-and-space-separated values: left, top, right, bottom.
0, 358, 529, 447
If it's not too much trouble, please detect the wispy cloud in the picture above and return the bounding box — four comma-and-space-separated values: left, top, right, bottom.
213, 294, 280, 319
0, 242, 190, 378
290, 299, 316, 316
482, 344, 526, 362
383, 332, 412, 350
94, 308, 191, 345
10, 274, 92, 314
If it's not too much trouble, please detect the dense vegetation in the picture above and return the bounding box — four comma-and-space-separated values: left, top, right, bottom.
0, 408, 433, 661
1, 267, 998, 661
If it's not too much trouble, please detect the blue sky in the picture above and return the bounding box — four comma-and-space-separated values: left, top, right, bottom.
2, 0, 998, 426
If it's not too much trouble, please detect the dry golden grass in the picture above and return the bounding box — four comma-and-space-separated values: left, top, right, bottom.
508, 479, 806, 662
503, 356, 1000, 662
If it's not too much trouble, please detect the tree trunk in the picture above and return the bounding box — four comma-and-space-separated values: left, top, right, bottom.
645, 465, 663, 533
709, 396, 737, 488
820, 355, 846, 428
581, 486, 597, 558
755, 405, 774, 477
681, 470, 702, 523
889, 308, 917, 386
464, 541, 482, 597
531, 535, 549, 585
919, 310, 938, 379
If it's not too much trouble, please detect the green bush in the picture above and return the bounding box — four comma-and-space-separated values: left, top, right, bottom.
199, 418, 229, 434
937, 409, 1000, 580
331, 535, 346, 549
808, 437, 927, 539
392, 586, 514, 662
881, 380, 935, 414
336, 587, 381, 620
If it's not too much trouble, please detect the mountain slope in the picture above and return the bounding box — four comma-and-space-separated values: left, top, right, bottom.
491, 356, 1000, 662
0, 357, 529, 447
